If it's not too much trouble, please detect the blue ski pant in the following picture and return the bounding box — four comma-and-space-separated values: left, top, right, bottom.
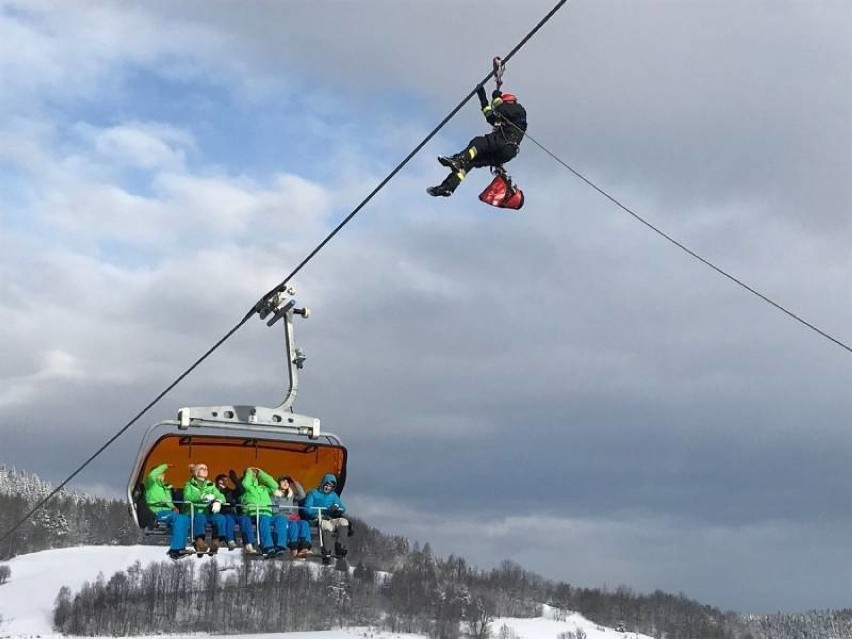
286, 519, 311, 547
190, 512, 227, 540
250, 514, 288, 551
155, 510, 190, 552
222, 512, 253, 544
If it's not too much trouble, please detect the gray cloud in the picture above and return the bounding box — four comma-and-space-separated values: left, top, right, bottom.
136, 1, 851, 229
351, 503, 851, 613
1, 0, 850, 614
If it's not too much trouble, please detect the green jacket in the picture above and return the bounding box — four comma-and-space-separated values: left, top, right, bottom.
240, 469, 277, 516
182, 476, 226, 515
144, 463, 176, 514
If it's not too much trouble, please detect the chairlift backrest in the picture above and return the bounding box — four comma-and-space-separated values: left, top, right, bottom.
127, 419, 347, 528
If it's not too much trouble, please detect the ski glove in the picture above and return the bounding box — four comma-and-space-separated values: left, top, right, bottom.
476, 84, 488, 109
211, 501, 222, 514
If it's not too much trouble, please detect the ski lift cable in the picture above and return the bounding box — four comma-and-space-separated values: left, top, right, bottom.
0, 0, 571, 545
0, 321, 250, 545
513, 120, 852, 355
251, 0, 571, 313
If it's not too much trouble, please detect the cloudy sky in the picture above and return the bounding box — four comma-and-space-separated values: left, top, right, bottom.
1, 0, 850, 614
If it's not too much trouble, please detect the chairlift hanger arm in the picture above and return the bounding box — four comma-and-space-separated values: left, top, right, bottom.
178, 288, 319, 434
255, 287, 311, 412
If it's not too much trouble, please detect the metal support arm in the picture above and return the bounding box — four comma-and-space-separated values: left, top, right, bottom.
177, 289, 320, 437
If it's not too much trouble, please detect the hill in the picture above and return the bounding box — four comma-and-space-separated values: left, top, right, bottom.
0, 467, 848, 639
0, 545, 649, 639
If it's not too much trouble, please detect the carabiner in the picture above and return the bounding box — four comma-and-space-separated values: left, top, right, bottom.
492, 56, 504, 91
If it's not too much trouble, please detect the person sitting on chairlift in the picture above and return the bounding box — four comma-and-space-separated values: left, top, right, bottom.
302, 473, 350, 566
273, 475, 312, 558
144, 463, 192, 560
182, 463, 229, 554
240, 466, 289, 557
214, 472, 253, 551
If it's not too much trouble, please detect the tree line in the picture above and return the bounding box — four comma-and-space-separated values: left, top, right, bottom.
54, 543, 852, 639
2, 466, 848, 639
745, 610, 852, 639
0, 466, 143, 560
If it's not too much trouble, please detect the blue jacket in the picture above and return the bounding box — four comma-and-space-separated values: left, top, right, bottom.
302, 473, 345, 520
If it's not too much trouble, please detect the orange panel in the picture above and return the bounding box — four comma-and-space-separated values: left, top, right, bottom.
135, 434, 347, 494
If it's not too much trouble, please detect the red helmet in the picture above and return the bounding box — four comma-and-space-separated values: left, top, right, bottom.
501, 92, 517, 103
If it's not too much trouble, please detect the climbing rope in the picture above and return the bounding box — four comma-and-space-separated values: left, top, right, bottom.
497, 113, 852, 355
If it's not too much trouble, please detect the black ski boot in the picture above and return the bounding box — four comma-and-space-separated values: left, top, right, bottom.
427, 184, 454, 197
428, 167, 462, 198
438, 153, 467, 172
321, 551, 333, 566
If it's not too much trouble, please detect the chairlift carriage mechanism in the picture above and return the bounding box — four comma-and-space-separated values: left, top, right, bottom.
127, 289, 348, 531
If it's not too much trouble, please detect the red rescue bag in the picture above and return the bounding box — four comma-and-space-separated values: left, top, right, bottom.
478, 173, 525, 210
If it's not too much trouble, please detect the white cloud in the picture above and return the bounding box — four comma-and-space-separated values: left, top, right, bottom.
87, 122, 193, 171
40, 182, 171, 243
153, 171, 331, 237
0, 115, 335, 250
0, 349, 84, 409
0, 2, 241, 115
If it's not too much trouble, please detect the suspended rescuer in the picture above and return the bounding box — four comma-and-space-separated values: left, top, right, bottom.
428, 84, 527, 198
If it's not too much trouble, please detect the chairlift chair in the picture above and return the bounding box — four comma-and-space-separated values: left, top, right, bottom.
127, 291, 347, 530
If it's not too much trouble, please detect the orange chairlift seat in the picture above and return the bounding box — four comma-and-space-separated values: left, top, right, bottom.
127, 289, 347, 530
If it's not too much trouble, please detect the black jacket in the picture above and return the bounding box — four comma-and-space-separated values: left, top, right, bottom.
477, 86, 527, 145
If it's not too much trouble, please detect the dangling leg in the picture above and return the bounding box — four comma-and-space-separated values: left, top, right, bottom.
427, 169, 465, 197
438, 144, 479, 172
429, 134, 494, 197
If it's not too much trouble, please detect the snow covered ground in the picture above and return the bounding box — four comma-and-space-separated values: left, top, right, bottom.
0, 546, 651, 639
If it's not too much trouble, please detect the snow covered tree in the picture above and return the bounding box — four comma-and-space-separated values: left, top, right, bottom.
464, 593, 494, 639
0, 467, 142, 559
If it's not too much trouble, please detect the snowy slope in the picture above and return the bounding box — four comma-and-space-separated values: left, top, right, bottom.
0, 546, 651, 639
499, 607, 652, 639
0, 545, 244, 636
